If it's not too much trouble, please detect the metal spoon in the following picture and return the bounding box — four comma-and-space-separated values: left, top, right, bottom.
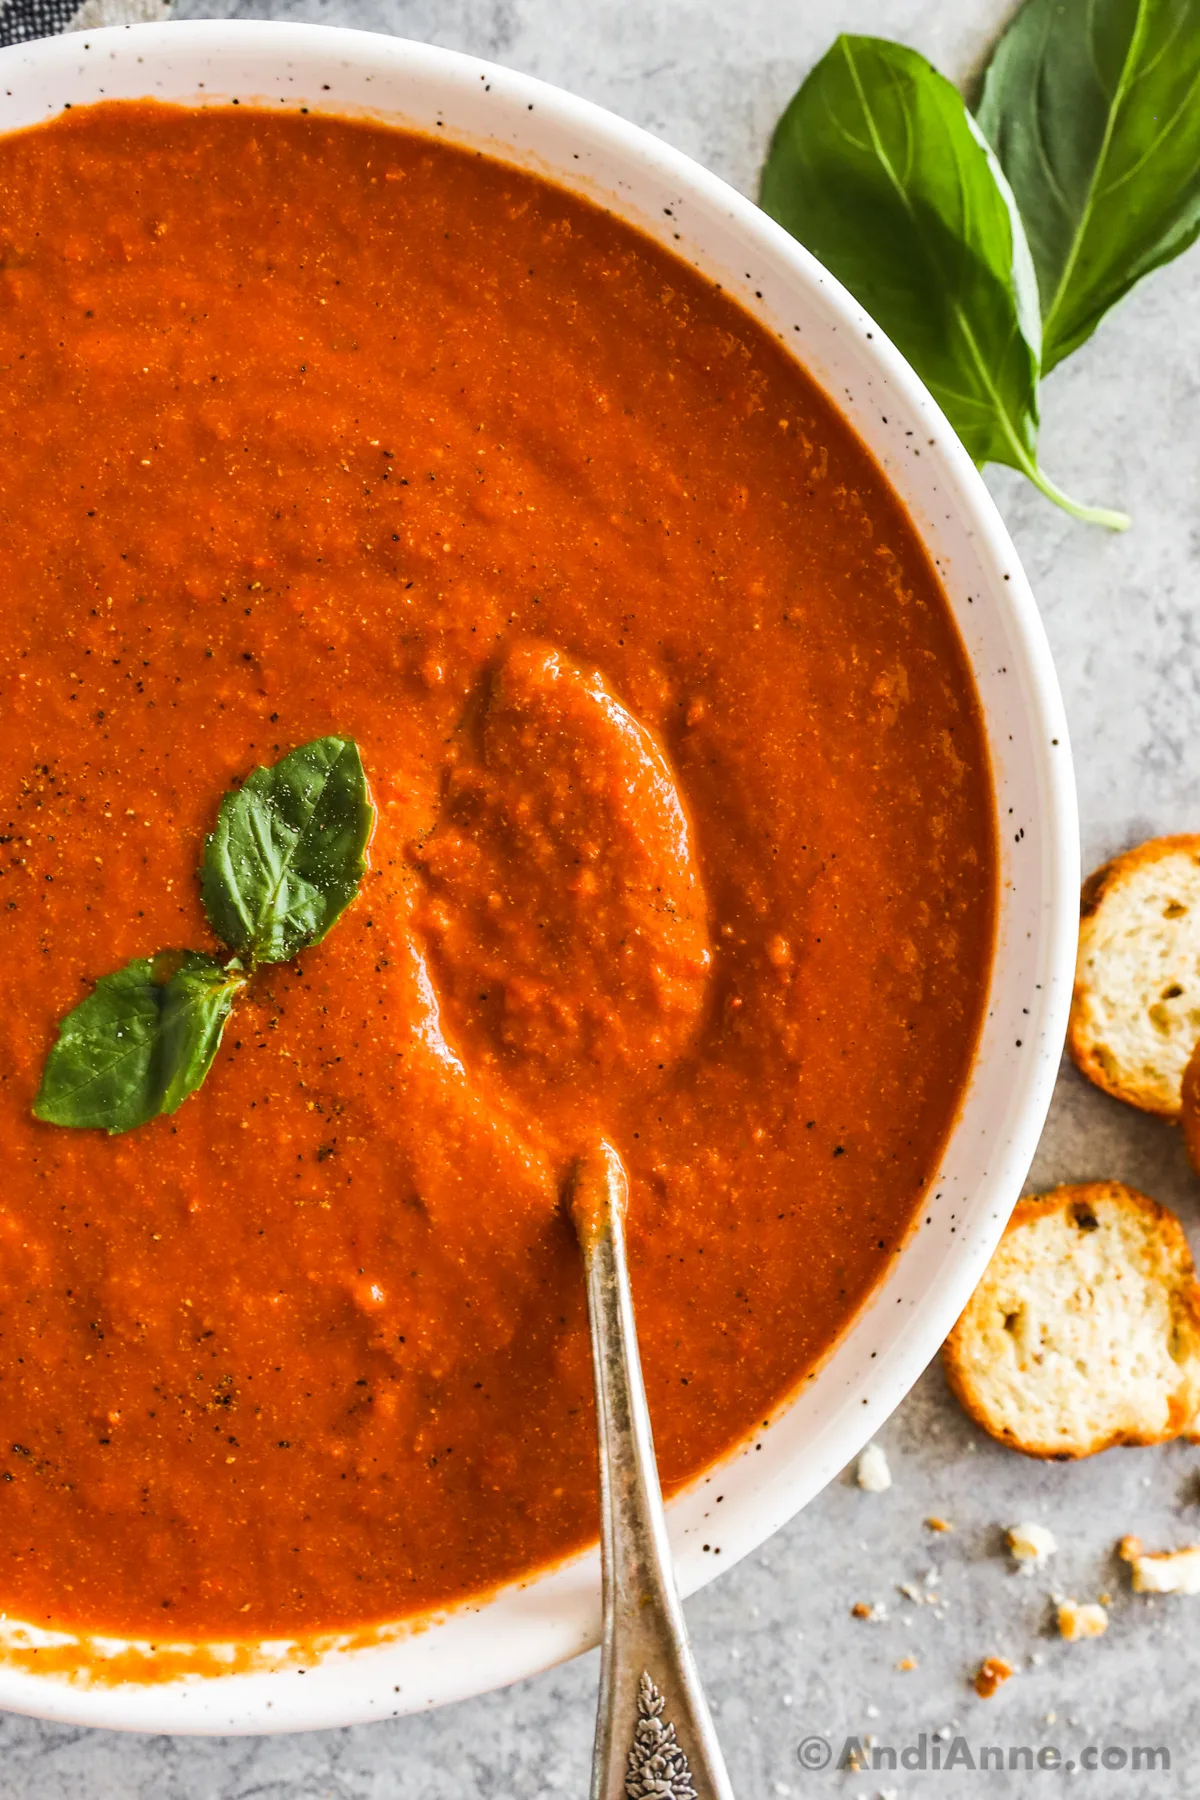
570, 1140, 736, 1800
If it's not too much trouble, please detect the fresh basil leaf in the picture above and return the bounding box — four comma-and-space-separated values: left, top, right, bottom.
201, 736, 374, 965
760, 35, 1129, 528
33, 952, 244, 1135
35, 739, 373, 1135
979, 0, 1200, 373
760, 38, 1042, 466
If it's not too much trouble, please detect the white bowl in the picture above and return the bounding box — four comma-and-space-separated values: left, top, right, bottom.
0, 20, 1077, 1735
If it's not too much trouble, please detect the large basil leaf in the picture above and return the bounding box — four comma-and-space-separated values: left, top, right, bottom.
979, 0, 1200, 373
33, 952, 244, 1135
202, 737, 374, 965
760, 35, 1129, 528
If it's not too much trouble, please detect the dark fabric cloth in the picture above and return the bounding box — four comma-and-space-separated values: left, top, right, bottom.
0, 0, 85, 47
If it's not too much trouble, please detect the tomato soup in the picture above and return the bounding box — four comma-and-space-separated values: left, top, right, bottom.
0, 103, 994, 1641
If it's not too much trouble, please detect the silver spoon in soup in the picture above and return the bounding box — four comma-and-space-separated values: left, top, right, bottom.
414, 641, 734, 1798
572, 1137, 736, 1800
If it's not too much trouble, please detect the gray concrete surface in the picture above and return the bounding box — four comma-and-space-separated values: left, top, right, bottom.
5, 0, 1200, 1793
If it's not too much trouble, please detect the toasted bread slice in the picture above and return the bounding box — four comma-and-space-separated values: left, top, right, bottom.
1069, 835, 1200, 1117
1175, 1071, 1200, 1439
943, 1183, 1200, 1458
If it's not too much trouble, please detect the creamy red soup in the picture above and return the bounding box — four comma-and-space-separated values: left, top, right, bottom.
0, 102, 995, 1641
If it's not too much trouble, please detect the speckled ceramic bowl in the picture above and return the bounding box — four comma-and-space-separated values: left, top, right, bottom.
0, 19, 1077, 1734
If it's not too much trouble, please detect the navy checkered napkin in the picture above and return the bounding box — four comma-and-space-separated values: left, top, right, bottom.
0, 0, 168, 48
1, 0, 79, 43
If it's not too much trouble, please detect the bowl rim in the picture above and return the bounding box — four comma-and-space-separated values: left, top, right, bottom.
0, 17, 1079, 1735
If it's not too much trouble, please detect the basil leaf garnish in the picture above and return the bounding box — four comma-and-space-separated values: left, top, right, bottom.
35, 737, 372, 1134
33, 952, 245, 1135
979, 0, 1200, 374
201, 736, 374, 965
760, 35, 1129, 530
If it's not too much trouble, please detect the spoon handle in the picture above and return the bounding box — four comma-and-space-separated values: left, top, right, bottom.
573, 1142, 736, 1800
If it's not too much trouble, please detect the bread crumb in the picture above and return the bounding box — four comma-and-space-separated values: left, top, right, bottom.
1007, 1522, 1057, 1567
1119, 1535, 1200, 1594
857, 1443, 891, 1491
973, 1656, 1014, 1698
850, 1600, 888, 1622
925, 1515, 953, 1532
1057, 1599, 1108, 1640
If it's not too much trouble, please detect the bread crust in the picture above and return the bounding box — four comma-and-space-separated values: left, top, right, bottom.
1181, 1041, 1200, 1176
943, 1182, 1200, 1459
1069, 834, 1200, 1118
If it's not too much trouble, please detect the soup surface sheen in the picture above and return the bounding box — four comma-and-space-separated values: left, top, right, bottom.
0, 103, 994, 1641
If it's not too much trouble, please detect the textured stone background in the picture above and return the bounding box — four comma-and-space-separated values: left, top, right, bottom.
4, 1, 1200, 1794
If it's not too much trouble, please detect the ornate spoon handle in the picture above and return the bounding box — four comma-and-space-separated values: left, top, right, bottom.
572, 1142, 736, 1800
